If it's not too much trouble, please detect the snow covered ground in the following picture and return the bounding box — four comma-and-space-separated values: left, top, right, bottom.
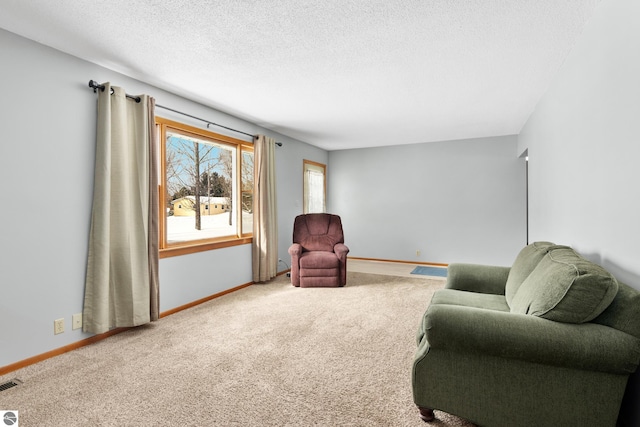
167, 212, 252, 242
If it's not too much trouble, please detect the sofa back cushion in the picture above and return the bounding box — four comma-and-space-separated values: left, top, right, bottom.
505, 241, 560, 306
510, 247, 619, 323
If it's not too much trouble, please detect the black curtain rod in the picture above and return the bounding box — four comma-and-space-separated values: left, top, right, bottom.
88, 80, 282, 146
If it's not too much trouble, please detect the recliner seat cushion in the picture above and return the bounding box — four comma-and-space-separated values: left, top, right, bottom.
510, 247, 619, 323
299, 251, 339, 269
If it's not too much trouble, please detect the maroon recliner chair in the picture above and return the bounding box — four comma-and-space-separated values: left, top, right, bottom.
288, 213, 349, 287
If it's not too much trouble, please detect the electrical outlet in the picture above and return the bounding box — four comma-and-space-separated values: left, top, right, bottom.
416, 250, 421, 257
72, 313, 83, 330
54, 318, 65, 335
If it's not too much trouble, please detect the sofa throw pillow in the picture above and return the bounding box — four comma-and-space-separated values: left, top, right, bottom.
510, 248, 619, 323
505, 241, 560, 306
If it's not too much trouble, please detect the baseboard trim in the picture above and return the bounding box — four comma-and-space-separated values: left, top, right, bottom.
348, 256, 448, 267
0, 276, 273, 376
160, 281, 253, 318
0, 327, 133, 376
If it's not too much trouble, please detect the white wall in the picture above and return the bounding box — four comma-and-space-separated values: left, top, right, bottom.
328, 135, 526, 266
0, 29, 325, 368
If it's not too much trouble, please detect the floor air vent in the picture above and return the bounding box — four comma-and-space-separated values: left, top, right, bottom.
0, 379, 22, 392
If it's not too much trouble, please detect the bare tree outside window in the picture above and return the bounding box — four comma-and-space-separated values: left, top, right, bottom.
241, 149, 254, 235
165, 131, 235, 242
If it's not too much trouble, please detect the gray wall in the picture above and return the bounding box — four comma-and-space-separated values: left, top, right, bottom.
328, 135, 526, 266
518, 0, 640, 288
0, 29, 326, 368
518, 0, 640, 424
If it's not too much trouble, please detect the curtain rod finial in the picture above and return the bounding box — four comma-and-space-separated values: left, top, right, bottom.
88, 79, 105, 93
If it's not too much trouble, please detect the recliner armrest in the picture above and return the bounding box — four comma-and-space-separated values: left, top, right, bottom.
419, 304, 640, 374
446, 263, 510, 295
288, 243, 302, 256
334, 243, 349, 261
288, 243, 303, 286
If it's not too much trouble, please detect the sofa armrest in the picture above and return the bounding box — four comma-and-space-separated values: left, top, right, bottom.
446, 263, 510, 295
419, 304, 640, 374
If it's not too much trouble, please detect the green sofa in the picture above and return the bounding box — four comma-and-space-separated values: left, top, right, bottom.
412, 242, 640, 426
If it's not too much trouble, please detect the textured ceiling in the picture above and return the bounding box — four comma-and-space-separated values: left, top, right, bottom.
0, 0, 601, 150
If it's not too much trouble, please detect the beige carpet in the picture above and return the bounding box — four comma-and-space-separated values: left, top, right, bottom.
0, 272, 474, 427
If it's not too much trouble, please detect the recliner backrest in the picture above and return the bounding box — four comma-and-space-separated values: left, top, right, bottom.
293, 213, 344, 252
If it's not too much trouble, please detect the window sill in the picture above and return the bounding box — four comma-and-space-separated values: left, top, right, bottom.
160, 237, 252, 258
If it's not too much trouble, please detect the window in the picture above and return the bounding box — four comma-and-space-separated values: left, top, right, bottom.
157, 117, 254, 257
303, 160, 326, 214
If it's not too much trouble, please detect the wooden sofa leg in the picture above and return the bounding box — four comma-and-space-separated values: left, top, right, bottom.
418, 406, 435, 422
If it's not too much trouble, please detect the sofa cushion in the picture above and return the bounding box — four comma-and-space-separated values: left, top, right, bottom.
431, 289, 510, 312
505, 241, 561, 306
417, 289, 510, 345
510, 247, 619, 323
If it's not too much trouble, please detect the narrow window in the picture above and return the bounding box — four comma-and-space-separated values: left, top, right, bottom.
303, 160, 326, 214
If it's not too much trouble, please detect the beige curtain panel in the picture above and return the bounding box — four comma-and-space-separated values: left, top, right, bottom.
252, 135, 278, 283
83, 83, 160, 334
